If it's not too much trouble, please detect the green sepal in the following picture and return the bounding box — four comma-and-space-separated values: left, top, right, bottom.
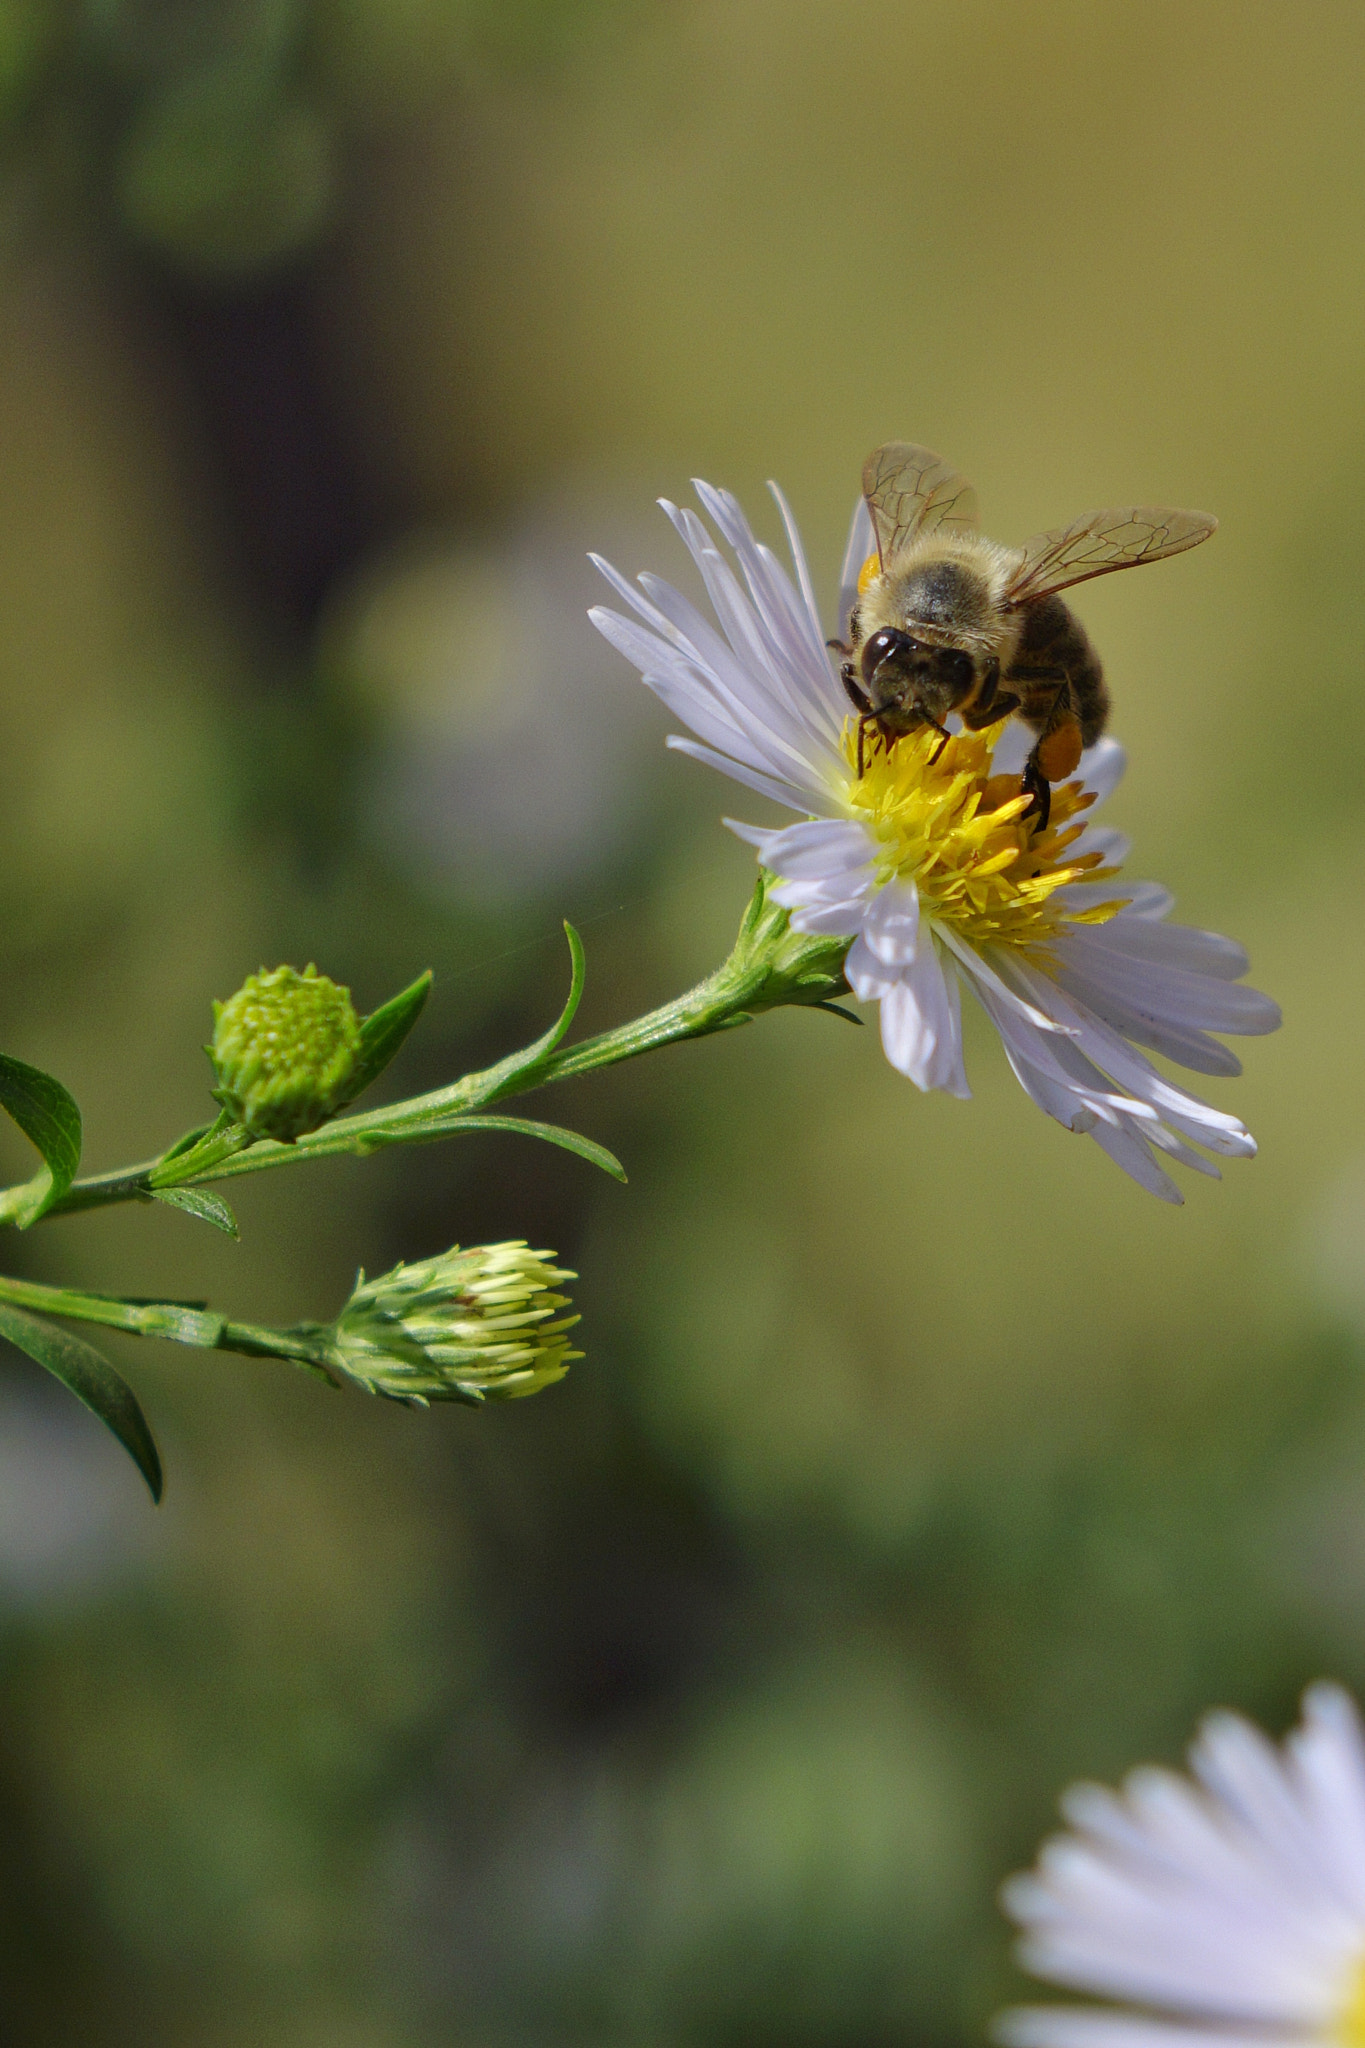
0, 1301, 163, 1501
157, 1120, 216, 1163
338, 970, 433, 1107
723, 872, 853, 1016
0, 1053, 83, 1227
151, 1186, 240, 1237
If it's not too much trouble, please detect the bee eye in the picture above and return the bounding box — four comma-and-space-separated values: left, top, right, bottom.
861, 628, 916, 682
941, 649, 974, 687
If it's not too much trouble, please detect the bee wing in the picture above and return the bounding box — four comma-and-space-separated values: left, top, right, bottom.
1003, 507, 1217, 606
861, 441, 980, 566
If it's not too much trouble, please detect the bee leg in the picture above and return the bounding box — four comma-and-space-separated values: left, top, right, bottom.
961, 690, 1021, 732
857, 714, 884, 778
1019, 753, 1052, 833
1019, 678, 1087, 833
827, 636, 851, 659
841, 661, 873, 715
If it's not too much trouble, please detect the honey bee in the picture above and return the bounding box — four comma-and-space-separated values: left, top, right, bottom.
833, 442, 1217, 828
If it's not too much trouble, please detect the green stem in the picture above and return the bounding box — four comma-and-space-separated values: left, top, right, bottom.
0, 876, 850, 1228
0, 1270, 331, 1368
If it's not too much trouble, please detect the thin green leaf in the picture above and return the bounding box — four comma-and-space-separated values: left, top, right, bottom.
341, 972, 433, 1106
151, 1186, 240, 1238
0, 1302, 162, 1502
475, 924, 587, 1088
361, 927, 587, 1124
541, 924, 586, 1054
449, 1114, 626, 1182
0, 1054, 82, 1227
811, 1001, 863, 1025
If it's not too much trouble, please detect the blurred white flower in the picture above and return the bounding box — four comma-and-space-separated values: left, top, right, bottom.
327, 498, 666, 901
590, 481, 1279, 1200
998, 1685, 1365, 2048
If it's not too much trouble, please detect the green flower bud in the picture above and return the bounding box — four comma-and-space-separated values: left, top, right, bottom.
328, 1242, 580, 1405
210, 964, 363, 1141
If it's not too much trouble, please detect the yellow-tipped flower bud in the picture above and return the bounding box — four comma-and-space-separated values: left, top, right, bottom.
210, 964, 362, 1141
328, 1242, 580, 1405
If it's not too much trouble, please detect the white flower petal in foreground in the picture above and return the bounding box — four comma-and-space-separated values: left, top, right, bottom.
997, 1685, 1365, 2048
589, 480, 1280, 1200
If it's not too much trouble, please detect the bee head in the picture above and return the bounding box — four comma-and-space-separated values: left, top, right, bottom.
859, 629, 976, 726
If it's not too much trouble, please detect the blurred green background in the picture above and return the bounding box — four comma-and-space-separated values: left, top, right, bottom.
0, 0, 1361, 2039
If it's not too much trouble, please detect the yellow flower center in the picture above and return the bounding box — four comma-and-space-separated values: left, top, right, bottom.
1339, 1960, 1365, 2048
844, 718, 1127, 952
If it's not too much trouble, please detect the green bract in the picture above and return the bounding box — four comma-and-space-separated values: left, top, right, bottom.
210, 964, 363, 1141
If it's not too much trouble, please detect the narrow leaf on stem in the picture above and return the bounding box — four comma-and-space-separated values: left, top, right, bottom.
0, 1053, 82, 1227
447, 1115, 626, 1182
0, 1302, 162, 1501
151, 1186, 240, 1237
342, 971, 434, 1106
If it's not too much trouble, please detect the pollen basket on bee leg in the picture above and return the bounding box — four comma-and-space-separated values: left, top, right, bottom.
857, 552, 881, 597
1037, 717, 1084, 783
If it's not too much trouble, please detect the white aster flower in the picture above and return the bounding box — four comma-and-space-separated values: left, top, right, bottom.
588, 478, 1280, 1201
997, 1684, 1365, 2048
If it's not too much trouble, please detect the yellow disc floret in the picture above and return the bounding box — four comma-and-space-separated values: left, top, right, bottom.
845, 719, 1127, 953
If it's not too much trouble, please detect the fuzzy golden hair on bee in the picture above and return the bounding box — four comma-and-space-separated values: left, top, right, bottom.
854, 531, 1024, 659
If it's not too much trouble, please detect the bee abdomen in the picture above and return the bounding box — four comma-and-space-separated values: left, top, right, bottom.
1006, 595, 1110, 747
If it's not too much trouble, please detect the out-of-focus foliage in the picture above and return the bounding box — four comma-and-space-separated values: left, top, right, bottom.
0, 0, 623, 278
0, 1, 1364, 2043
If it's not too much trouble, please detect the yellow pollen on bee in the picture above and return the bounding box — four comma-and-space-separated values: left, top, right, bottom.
856, 551, 881, 596
844, 719, 1127, 952
1338, 1960, 1365, 2048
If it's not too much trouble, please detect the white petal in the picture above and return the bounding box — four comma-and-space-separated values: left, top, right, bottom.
1087, 915, 1255, 984
668, 736, 833, 813
989, 721, 1032, 775
1077, 736, 1128, 805
862, 877, 921, 966
837, 497, 875, 642
1004, 954, 1257, 1155
996, 2013, 1314, 2048
877, 939, 969, 1095
937, 926, 1077, 1036
845, 932, 897, 1002
1070, 825, 1132, 867
766, 864, 875, 936
758, 817, 881, 883
590, 602, 816, 783
1058, 881, 1174, 919
1050, 964, 1244, 1077
785, 894, 879, 937
1086, 1114, 1184, 1202
1052, 933, 1277, 1043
